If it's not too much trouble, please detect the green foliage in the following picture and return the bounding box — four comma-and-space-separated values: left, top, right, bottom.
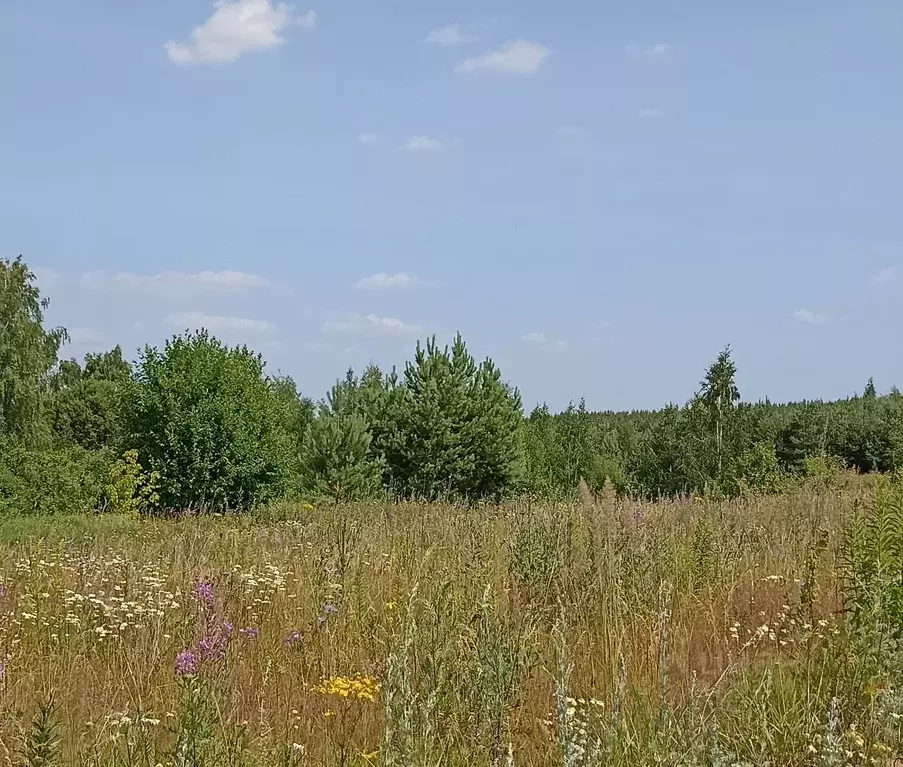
775, 404, 828, 474
842, 477, 903, 678
127, 330, 293, 511
519, 400, 626, 497
0, 257, 67, 444
102, 449, 160, 517
724, 442, 783, 497
46, 346, 132, 451
0, 440, 108, 516
383, 335, 522, 501
300, 409, 383, 502
269, 374, 315, 458
699, 345, 741, 478
22, 695, 61, 767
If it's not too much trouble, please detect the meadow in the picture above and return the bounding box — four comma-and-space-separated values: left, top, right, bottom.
3, 475, 902, 767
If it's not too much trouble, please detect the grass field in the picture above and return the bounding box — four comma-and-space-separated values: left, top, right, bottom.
1, 477, 900, 766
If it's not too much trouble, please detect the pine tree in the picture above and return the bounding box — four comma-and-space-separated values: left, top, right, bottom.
386, 334, 522, 501
300, 409, 382, 502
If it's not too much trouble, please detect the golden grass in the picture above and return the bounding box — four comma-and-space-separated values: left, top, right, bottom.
0, 476, 892, 766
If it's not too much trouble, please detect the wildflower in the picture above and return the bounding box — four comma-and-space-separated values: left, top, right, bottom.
317, 601, 339, 627
283, 629, 303, 648
292, 743, 306, 753
196, 634, 225, 661
174, 650, 198, 678
314, 674, 380, 703
384, 601, 397, 612
239, 626, 259, 640
193, 578, 214, 608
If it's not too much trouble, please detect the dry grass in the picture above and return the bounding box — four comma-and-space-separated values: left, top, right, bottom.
0, 476, 896, 766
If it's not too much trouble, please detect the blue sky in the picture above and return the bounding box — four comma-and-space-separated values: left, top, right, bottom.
2, 1, 902, 411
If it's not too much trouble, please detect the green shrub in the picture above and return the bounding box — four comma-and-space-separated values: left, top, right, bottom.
127, 330, 293, 511
102, 449, 160, 517
0, 440, 108, 515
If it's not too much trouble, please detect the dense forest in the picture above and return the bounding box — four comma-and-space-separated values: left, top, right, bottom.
2, 255, 902, 513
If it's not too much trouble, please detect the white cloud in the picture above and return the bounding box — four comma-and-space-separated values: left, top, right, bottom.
357, 133, 379, 145
323, 314, 423, 337
639, 108, 665, 119
82, 270, 268, 295
626, 42, 671, 58
454, 39, 550, 75
794, 309, 830, 326
355, 272, 419, 290
164, 311, 276, 333
556, 125, 582, 137
423, 23, 476, 46
397, 136, 446, 152
165, 0, 315, 65
522, 332, 546, 343
870, 267, 897, 286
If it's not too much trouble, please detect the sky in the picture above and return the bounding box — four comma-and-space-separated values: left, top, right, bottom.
2, 1, 902, 412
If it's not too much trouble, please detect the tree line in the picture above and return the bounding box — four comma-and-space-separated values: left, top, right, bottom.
2, 255, 901, 513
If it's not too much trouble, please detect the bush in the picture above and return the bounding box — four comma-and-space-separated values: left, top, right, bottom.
0, 440, 108, 515
102, 450, 160, 517
127, 331, 293, 511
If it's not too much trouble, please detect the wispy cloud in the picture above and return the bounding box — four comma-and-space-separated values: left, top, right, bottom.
164, 311, 276, 333
639, 108, 665, 119
794, 309, 830, 326
522, 332, 546, 343
556, 125, 582, 137
82, 270, 269, 295
397, 136, 447, 152
165, 0, 315, 65
323, 314, 423, 337
870, 267, 897, 286
454, 39, 550, 75
355, 272, 419, 291
357, 133, 379, 145
422, 22, 476, 46
626, 42, 671, 58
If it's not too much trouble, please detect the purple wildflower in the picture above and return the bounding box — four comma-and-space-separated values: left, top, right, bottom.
196, 635, 225, 661
283, 629, 303, 648
239, 626, 259, 640
174, 650, 198, 678
196, 623, 232, 661
317, 601, 339, 628
193, 578, 214, 608
0, 585, 7, 599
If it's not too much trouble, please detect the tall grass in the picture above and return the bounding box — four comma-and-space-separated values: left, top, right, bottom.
0, 476, 899, 765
